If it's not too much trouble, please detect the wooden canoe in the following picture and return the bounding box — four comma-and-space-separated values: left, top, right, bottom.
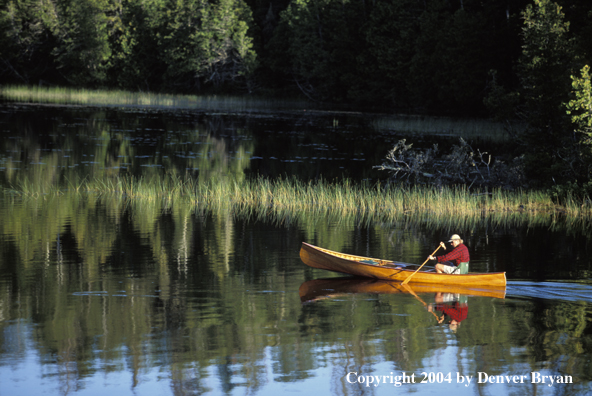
300, 242, 507, 287
299, 278, 506, 303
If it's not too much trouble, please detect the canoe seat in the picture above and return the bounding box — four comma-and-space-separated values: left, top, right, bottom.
458, 262, 469, 274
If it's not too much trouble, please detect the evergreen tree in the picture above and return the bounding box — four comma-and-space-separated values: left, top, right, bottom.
147, 0, 257, 93
267, 0, 366, 102
357, 0, 420, 108
517, 0, 579, 183
407, 0, 522, 115
199, 0, 258, 91
0, 0, 57, 84
107, 0, 167, 91
48, 0, 112, 86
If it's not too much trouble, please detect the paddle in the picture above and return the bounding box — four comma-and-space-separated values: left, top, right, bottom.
401, 244, 442, 285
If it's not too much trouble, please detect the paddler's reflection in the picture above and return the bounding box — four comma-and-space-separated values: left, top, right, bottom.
427, 293, 468, 332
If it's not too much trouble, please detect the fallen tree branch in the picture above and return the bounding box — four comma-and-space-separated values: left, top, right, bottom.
374, 138, 526, 190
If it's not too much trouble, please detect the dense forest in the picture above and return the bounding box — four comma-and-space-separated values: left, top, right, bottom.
1, 0, 590, 111
1, 0, 592, 190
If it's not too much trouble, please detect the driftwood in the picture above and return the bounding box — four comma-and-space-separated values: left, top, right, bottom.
374, 138, 526, 189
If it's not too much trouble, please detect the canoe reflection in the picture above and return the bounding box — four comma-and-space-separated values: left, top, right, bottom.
299, 277, 507, 303
299, 278, 505, 332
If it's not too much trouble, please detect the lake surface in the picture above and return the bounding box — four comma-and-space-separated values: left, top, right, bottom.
0, 103, 591, 396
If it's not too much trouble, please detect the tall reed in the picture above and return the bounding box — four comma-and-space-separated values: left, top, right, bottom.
6, 174, 590, 220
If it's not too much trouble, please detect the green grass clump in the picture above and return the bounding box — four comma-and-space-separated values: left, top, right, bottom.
6, 173, 590, 221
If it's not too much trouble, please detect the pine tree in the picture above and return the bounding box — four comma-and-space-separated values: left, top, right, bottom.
49, 0, 112, 85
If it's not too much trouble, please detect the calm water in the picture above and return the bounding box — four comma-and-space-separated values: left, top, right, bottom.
0, 103, 591, 396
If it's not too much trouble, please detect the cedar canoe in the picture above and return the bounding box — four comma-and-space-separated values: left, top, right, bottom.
299, 242, 507, 287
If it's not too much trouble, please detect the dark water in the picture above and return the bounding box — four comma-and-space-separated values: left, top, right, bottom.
0, 103, 399, 184
0, 103, 501, 186
0, 104, 591, 395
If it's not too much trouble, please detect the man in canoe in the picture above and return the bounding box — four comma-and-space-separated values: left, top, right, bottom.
428, 234, 470, 274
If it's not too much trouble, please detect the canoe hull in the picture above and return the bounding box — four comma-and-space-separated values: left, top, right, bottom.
300, 242, 506, 287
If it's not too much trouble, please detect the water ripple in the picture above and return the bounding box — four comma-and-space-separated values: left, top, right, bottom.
506, 281, 592, 303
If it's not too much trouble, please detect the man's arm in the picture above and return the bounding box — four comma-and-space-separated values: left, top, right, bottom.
437, 247, 462, 263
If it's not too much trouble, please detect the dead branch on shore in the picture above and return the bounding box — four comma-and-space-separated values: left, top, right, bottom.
374, 138, 526, 190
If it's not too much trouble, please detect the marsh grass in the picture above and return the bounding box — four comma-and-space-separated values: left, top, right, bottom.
6, 174, 589, 222
0, 85, 307, 111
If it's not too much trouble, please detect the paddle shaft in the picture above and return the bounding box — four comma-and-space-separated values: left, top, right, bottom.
401, 245, 442, 285
400, 283, 440, 319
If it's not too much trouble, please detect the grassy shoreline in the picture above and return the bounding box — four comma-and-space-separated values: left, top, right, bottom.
2, 86, 589, 220
0, 85, 309, 111
5, 174, 590, 220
